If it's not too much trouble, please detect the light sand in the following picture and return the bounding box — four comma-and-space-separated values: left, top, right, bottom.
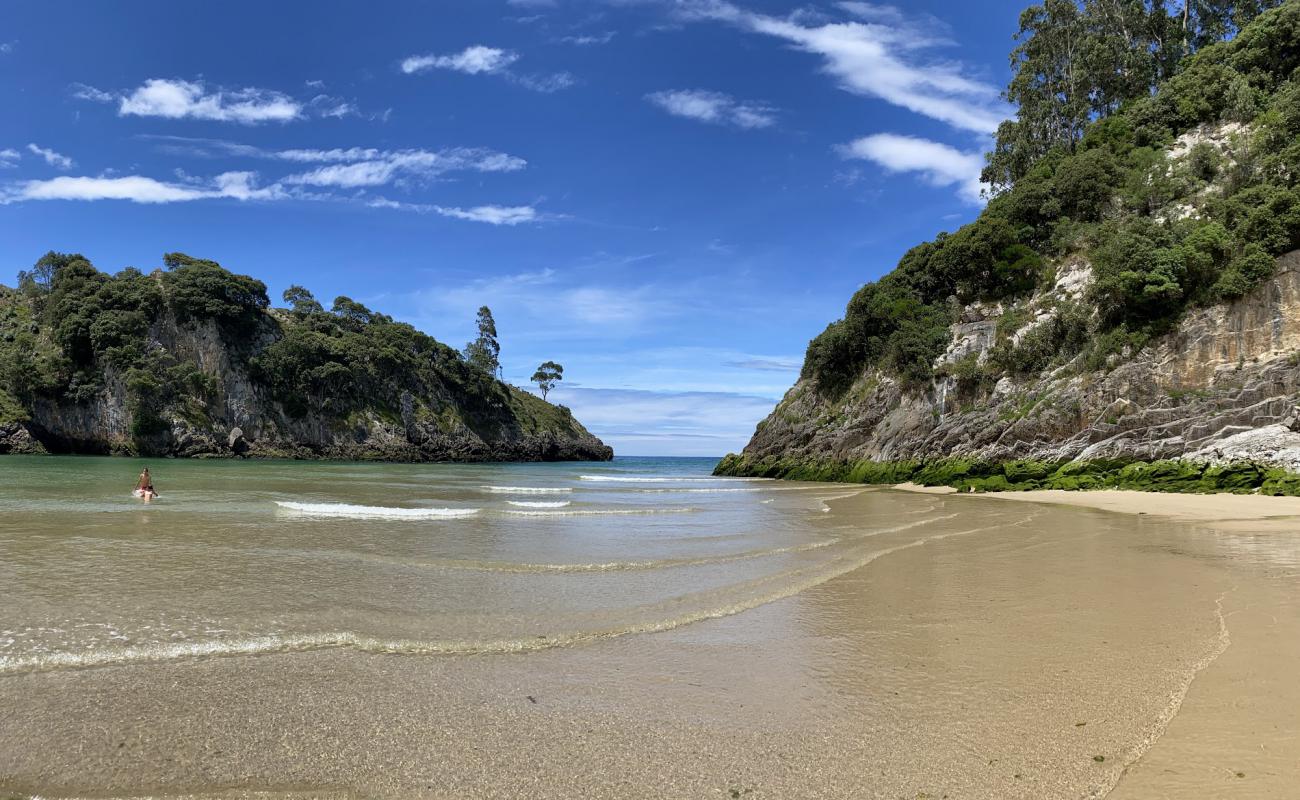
4, 488, 1300, 798
897, 482, 1300, 526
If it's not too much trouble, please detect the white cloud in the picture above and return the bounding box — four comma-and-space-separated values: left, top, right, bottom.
646, 89, 776, 129
435, 204, 539, 225
366, 198, 541, 225
3, 172, 279, 204
401, 45, 519, 75
140, 137, 527, 190
282, 147, 526, 188
559, 31, 617, 45
70, 83, 115, 103
73, 78, 306, 124
0, 149, 19, 168
840, 132, 985, 202
0, 41, 13, 54
678, 0, 1007, 135
548, 386, 778, 456
513, 72, 576, 93
309, 94, 359, 118
26, 143, 73, 170
401, 45, 573, 92
118, 78, 302, 123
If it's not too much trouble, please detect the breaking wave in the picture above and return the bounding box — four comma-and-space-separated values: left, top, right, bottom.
275, 502, 479, 519
578, 475, 771, 483
506, 500, 572, 508
480, 486, 573, 494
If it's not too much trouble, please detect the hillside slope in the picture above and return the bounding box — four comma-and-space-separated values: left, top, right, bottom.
0, 254, 611, 462
719, 2, 1300, 492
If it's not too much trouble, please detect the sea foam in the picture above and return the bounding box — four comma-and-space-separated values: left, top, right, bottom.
577, 475, 770, 483
506, 500, 572, 508
480, 486, 573, 494
275, 501, 479, 519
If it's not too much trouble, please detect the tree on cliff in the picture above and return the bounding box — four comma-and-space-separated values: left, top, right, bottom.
283, 285, 323, 315
531, 361, 563, 400
983, 0, 1281, 192
463, 306, 501, 376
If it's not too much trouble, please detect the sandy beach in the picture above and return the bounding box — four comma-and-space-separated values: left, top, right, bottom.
3, 463, 1299, 798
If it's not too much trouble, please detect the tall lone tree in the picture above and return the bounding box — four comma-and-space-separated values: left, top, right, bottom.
531, 361, 563, 400
463, 306, 501, 376
282, 285, 323, 315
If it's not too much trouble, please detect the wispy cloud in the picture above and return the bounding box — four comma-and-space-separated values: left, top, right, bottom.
26, 143, 73, 170
402, 45, 520, 76
434, 204, 539, 225
401, 44, 574, 92
0, 41, 13, 55
140, 136, 527, 190
723, 356, 801, 371
121, 78, 300, 123
369, 198, 543, 225
646, 89, 776, 129
840, 132, 984, 203
676, 0, 1007, 135
0, 149, 19, 168
282, 148, 526, 188
548, 386, 777, 456
71, 78, 366, 124
559, 31, 617, 45
2, 172, 282, 204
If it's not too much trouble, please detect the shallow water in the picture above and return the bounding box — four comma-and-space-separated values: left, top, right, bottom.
0, 455, 852, 672
3, 456, 1300, 798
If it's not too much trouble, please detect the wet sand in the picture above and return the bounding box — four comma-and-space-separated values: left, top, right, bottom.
3, 486, 1300, 798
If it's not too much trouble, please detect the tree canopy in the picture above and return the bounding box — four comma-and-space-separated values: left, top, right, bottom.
531, 361, 564, 400
802, 0, 1300, 398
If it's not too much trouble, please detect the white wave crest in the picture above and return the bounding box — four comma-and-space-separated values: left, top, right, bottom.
480, 486, 573, 494
503, 507, 697, 517
577, 475, 770, 483
506, 500, 572, 508
275, 501, 479, 519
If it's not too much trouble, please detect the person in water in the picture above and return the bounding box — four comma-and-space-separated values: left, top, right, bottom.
135, 467, 158, 501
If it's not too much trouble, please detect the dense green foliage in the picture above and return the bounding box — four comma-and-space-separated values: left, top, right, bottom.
714, 453, 1300, 496
801, 1, 1300, 398
0, 252, 569, 454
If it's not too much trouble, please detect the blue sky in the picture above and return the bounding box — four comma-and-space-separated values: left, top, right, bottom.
0, 0, 1023, 456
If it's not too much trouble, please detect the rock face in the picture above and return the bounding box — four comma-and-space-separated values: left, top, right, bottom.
731, 250, 1300, 473
0, 316, 612, 463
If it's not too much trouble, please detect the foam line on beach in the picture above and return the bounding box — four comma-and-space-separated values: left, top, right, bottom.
275, 502, 479, 519
1102, 586, 1235, 796
500, 507, 698, 517
506, 500, 572, 508
479, 486, 573, 494
577, 475, 772, 483
0, 511, 1011, 676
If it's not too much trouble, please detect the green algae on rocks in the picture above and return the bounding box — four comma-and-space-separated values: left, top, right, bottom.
714, 454, 1300, 496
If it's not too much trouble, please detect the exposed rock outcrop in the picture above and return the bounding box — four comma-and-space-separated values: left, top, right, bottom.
728, 250, 1300, 475
0, 316, 611, 463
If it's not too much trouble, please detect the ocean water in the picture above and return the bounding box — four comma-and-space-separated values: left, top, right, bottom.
0, 454, 865, 673
9, 454, 1300, 797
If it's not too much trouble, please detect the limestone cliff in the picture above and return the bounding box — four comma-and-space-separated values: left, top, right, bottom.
721, 250, 1300, 480
0, 266, 611, 463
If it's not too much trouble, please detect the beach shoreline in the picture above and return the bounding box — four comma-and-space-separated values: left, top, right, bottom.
895, 481, 1300, 525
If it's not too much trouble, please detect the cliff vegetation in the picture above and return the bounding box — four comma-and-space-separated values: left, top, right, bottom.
721, 1, 1300, 492
0, 252, 612, 461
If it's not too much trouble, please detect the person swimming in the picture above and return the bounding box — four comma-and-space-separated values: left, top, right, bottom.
134, 467, 158, 501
